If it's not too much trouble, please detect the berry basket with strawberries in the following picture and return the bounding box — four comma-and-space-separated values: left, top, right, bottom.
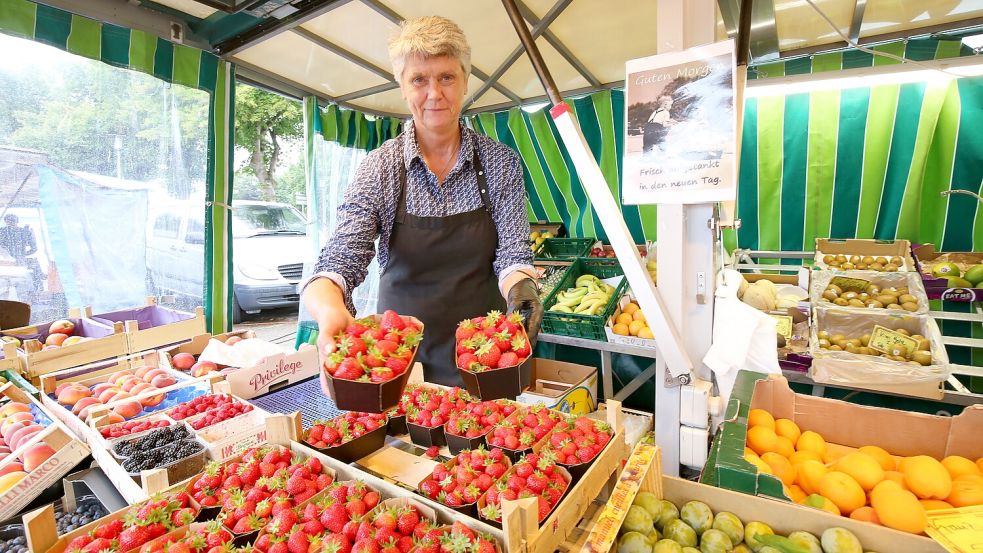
322, 310, 424, 413
417, 521, 503, 553
486, 404, 562, 463
56, 491, 199, 553
476, 449, 570, 528
302, 411, 388, 463
352, 496, 438, 553
547, 415, 613, 478
417, 446, 511, 518
455, 311, 534, 400
404, 386, 472, 448
114, 520, 236, 553
166, 393, 256, 432
443, 400, 515, 455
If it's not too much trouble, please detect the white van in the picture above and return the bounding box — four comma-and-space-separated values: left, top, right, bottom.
146, 200, 309, 322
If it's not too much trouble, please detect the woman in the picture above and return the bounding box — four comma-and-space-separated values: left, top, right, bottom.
302, 16, 543, 387
643, 94, 676, 155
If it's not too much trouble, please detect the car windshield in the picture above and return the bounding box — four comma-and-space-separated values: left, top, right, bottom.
232, 204, 307, 238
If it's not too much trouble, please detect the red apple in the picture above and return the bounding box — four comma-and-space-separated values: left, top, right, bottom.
225, 335, 243, 346
22, 444, 55, 471
171, 352, 196, 371
112, 401, 142, 419
150, 374, 176, 389
191, 361, 218, 377
48, 320, 75, 335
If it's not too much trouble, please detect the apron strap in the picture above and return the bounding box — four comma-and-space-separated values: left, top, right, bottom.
396, 161, 409, 224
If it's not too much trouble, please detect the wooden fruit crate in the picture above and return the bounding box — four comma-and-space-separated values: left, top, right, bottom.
91, 297, 206, 354
580, 441, 945, 553
0, 342, 19, 373
0, 383, 90, 521
6, 307, 128, 381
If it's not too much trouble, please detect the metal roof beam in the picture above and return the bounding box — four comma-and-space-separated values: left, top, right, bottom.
292, 27, 394, 81
749, 0, 780, 62
358, 0, 522, 102
514, 0, 600, 87
716, 0, 740, 36
464, 0, 573, 110
849, 0, 868, 44
214, 0, 355, 56
334, 81, 401, 103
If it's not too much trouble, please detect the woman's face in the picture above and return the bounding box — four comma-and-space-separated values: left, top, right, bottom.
399, 54, 467, 135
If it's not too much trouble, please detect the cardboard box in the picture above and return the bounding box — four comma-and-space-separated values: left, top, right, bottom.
704, 371, 983, 505
911, 243, 983, 301
810, 307, 949, 399
814, 238, 915, 271
193, 406, 269, 461
810, 269, 929, 315
91, 300, 205, 353
515, 358, 597, 415
587, 441, 945, 553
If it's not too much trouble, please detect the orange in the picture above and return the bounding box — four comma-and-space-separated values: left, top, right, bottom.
789, 450, 823, 466
748, 408, 776, 430
611, 323, 629, 336
858, 445, 896, 471
762, 452, 796, 485
919, 499, 954, 511
834, 452, 885, 491
615, 313, 634, 326
941, 455, 981, 480
744, 447, 757, 458
622, 302, 639, 315
883, 470, 908, 490
774, 418, 801, 443
804, 493, 840, 516
631, 310, 646, 322
747, 425, 779, 456
977, 457, 983, 474
871, 481, 927, 534
796, 460, 828, 496
774, 436, 795, 458
822, 448, 847, 465
786, 484, 807, 504
946, 474, 983, 507
849, 506, 881, 525
796, 430, 827, 457
819, 471, 867, 515
744, 452, 774, 475
903, 455, 952, 500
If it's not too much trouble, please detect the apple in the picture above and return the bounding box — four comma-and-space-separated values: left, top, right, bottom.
48, 320, 75, 335
22, 444, 55, 471
171, 352, 196, 371
150, 374, 176, 389
112, 401, 142, 419
62, 336, 85, 346
191, 360, 218, 377
225, 335, 243, 346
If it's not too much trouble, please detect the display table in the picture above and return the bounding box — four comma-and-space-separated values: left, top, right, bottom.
537, 332, 657, 402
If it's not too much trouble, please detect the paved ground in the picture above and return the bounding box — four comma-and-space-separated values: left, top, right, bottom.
233, 306, 300, 345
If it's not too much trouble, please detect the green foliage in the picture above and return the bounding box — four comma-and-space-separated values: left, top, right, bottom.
233, 84, 303, 202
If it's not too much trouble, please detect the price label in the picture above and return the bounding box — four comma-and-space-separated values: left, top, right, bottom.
924, 505, 983, 553
770, 315, 793, 340
868, 325, 918, 356
829, 276, 870, 292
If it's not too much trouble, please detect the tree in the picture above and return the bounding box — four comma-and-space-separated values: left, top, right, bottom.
234, 85, 303, 202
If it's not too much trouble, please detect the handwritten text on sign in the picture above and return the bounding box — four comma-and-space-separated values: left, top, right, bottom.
868, 325, 918, 356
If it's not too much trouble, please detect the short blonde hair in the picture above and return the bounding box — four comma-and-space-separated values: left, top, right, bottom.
388, 16, 471, 80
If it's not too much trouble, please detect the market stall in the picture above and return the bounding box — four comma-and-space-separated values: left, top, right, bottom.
0, 0, 982, 552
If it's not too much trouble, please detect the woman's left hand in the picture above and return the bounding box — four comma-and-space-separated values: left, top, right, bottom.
507, 278, 543, 345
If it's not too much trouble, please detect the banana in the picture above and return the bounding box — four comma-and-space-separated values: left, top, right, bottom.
575, 298, 605, 314
581, 291, 610, 303
564, 287, 588, 298
601, 283, 615, 294
557, 295, 581, 308
576, 274, 600, 288
549, 304, 573, 313
586, 301, 607, 316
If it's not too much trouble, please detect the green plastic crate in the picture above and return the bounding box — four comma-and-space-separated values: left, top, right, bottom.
0, 369, 39, 397
541, 258, 628, 341
533, 238, 594, 262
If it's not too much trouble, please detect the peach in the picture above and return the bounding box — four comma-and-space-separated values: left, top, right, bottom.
98, 387, 120, 403
142, 368, 170, 382
7, 412, 34, 426
41, 345, 59, 350
129, 383, 153, 396
112, 401, 142, 419
134, 365, 154, 379
191, 361, 218, 377
62, 336, 85, 346
225, 335, 243, 346
10, 426, 42, 450
109, 391, 133, 403
171, 353, 196, 371
91, 383, 116, 395
0, 462, 23, 476
0, 446, 10, 455
54, 382, 74, 397
78, 402, 106, 421
57, 385, 92, 406
120, 376, 143, 392
0, 403, 30, 419
104, 413, 125, 424
150, 374, 177, 389
140, 393, 165, 408
22, 444, 55, 471
71, 397, 102, 416
1, 422, 24, 444
48, 319, 75, 335
0, 469, 26, 490
108, 371, 134, 385
45, 333, 70, 347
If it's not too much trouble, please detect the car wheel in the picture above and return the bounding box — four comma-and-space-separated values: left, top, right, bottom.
232, 294, 245, 324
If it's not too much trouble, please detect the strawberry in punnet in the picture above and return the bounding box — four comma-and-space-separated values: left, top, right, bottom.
305, 412, 387, 449
418, 447, 509, 507
456, 310, 530, 373
404, 387, 471, 429
550, 415, 612, 466
99, 418, 171, 438
325, 311, 419, 383
422, 521, 498, 553
480, 449, 567, 525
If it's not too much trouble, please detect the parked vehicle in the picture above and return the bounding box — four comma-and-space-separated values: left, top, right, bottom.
146, 200, 308, 322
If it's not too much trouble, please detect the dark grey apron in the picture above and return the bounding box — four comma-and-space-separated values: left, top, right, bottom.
376, 146, 506, 386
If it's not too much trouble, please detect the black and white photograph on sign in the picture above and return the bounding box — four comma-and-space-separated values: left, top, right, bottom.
623, 41, 737, 205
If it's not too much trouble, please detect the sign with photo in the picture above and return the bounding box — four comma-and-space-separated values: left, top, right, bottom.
622, 40, 737, 204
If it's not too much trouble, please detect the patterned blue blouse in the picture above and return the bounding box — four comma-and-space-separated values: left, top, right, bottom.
308, 122, 534, 315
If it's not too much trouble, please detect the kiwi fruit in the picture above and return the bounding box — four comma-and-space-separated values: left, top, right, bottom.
850, 255, 862, 264
841, 262, 856, 270
875, 256, 888, 265
862, 256, 875, 265
834, 298, 850, 306
823, 255, 835, 264
848, 299, 866, 308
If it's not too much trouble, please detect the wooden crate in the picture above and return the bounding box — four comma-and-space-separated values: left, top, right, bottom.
0, 342, 19, 373
8, 307, 128, 381
581, 441, 945, 553
157, 329, 256, 372
91, 297, 206, 354
0, 383, 90, 521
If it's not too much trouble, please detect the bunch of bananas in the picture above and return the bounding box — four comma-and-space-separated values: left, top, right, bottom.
549, 274, 615, 315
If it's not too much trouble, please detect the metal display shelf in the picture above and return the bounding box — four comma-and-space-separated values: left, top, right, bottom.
537, 333, 657, 403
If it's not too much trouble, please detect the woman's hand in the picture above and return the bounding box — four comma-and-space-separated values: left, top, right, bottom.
302, 278, 355, 395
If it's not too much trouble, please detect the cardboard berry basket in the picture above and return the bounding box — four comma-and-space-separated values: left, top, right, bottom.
475, 461, 572, 529
407, 418, 447, 448
551, 408, 619, 480
322, 314, 423, 413
386, 408, 408, 436
458, 358, 533, 402
416, 449, 512, 519
444, 428, 489, 456
0, 383, 90, 522
301, 421, 388, 463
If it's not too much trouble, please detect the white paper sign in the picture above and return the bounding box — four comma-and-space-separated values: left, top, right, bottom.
622, 40, 737, 204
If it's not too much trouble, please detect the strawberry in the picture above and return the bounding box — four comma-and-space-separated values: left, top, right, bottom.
396, 507, 420, 535
384, 357, 408, 375
424, 446, 440, 458
455, 319, 478, 341
370, 366, 395, 383
497, 352, 519, 369
510, 335, 531, 358
491, 330, 512, 351
456, 351, 476, 370
474, 342, 501, 368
